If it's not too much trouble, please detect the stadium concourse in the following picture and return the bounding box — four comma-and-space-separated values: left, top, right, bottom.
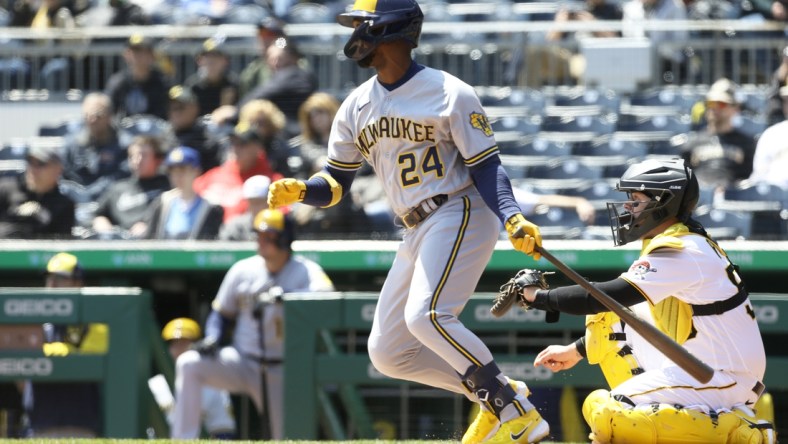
0, 5, 787, 441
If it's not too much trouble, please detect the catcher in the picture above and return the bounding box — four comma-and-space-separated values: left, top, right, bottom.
491, 158, 775, 443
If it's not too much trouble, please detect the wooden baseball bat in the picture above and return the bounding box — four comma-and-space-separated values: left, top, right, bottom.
534, 245, 714, 384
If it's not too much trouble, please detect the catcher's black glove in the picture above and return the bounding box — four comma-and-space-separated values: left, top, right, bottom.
191, 336, 219, 357
490, 269, 553, 317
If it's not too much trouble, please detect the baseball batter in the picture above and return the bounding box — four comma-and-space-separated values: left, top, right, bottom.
508, 159, 771, 443
267, 0, 548, 442
171, 209, 334, 439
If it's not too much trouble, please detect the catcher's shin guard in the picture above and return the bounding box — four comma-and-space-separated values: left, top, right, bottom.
582, 390, 777, 444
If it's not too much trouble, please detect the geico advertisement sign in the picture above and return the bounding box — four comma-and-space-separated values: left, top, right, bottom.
3, 298, 74, 317
0, 358, 52, 376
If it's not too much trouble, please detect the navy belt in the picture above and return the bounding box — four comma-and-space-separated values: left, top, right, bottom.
396, 194, 448, 229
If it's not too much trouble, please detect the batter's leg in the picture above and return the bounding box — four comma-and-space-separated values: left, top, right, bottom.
368, 236, 475, 397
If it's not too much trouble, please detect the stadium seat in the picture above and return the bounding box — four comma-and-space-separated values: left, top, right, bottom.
572, 138, 648, 164
730, 114, 769, 139
616, 113, 692, 135
523, 205, 587, 240
547, 87, 620, 115
628, 86, 702, 114
541, 114, 617, 136
567, 180, 622, 226
480, 87, 545, 115
527, 159, 604, 181
491, 114, 541, 136
716, 181, 784, 212
0, 140, 27, 177
693, 207, 753, 240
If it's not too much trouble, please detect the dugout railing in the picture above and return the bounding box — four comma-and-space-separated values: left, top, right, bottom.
283, 292, 788, 440
0, 287, 162, 438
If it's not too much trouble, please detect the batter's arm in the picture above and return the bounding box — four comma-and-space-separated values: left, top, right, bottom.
301, 165, 356, 207
468, 156, 521, 223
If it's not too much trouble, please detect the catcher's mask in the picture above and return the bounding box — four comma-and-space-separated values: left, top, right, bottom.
337, 0, 424, 64
253, 208, 295, 250
607, 158, 699, 246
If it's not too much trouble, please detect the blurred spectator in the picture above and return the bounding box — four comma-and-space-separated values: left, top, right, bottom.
239, 16, 287, 97
237, 98, 292, 176
149, 318, 235, 439
104, 34, 172, 120
184, 36, 240, 117
679, 78, 757, 188
621, 0, 690, 83
193, 121, 282, 223
513, 188, 596, 225
218, 174, 270, 241
91, 135, 170, 238
23, 252, 106, 438
241, 40, 317, 137
143, 146, 224, 239
108, 0, 150, 25
171, 208, 334, 440
0, 144, 74, 239
9, 0, 82, 27
167, 85, 223, 171
547, 0, 622, 42
749, 83, 788, 189
61, 92, 130, 203
288, 91, 341, 178
765, 45, 788, 124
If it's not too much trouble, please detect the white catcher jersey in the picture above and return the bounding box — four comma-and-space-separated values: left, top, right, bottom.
619, 233, 766, 379
212, 255, 335, 360
327, 66, 498, 216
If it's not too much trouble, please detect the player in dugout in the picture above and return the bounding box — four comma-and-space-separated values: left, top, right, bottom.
266, 0, 549, 442
170, 208, 334, 440
491, 158, 776, 443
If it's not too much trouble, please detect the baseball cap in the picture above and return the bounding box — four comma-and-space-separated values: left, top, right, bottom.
243, 175, 272, 200
165, 146, 201, 169
168, 85, 197, 104
229, 121, 264, 145
161, 318, 202, 341
46, 252, 83, 279
257, 16, 285, 34
127, 33, 154, 50
199, 36, 227, 56
705, 78, 738, 105
27, 143, 62, 164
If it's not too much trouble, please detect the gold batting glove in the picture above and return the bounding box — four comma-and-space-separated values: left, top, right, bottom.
43, 342, 74, 356
505, 213, 543, 261
267, 178, 306, 209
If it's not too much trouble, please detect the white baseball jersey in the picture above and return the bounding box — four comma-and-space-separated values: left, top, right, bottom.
615, 231, 765, 409
327, 66, 498, 217
212, 254, 335, 360
326, 63, 526, 402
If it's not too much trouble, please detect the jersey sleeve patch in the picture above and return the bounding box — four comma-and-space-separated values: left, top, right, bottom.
470, 111, 493, 137
627, 260, 657, 280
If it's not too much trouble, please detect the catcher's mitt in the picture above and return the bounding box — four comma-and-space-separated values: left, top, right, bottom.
490, 269, 553, 317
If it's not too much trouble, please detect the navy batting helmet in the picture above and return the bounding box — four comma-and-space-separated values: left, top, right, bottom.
607, 158, 699, 246
337, 0, 423, 63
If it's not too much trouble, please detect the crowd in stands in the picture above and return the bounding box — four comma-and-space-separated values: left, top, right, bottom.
1, 0, 788, 241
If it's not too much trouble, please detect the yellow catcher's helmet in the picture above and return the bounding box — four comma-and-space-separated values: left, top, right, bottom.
162, 318, 201, 341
